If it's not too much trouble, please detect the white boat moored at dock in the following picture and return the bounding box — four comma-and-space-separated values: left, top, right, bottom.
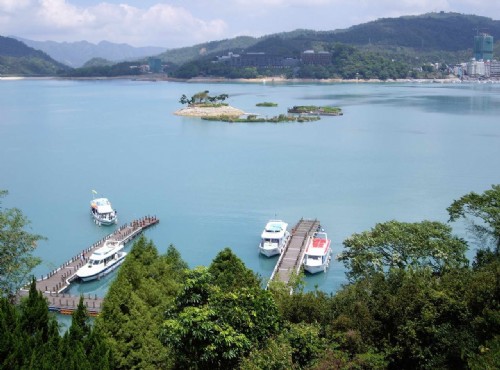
258, 220, 290, 257
303, 230, 332, 274
76, 240, 126, 281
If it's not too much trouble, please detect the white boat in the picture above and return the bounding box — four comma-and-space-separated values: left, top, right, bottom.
90, 197, 117, 225
258, 220, 290, 257
76, 240, 126, 282
303, 230, 332, 274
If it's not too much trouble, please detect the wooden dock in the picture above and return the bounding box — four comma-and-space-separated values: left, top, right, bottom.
268, 218, 321, 289
18, 216, 159, 316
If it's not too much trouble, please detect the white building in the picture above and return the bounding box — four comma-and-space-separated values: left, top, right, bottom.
467, 59, 486, 76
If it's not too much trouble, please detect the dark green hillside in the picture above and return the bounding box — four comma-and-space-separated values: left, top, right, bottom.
330, 12, 500, 50
0, 36, 70, 76
167, 12, 500, 80
245, 36, 305, 57
241, 12, 500, 63
157, 36, 258, 65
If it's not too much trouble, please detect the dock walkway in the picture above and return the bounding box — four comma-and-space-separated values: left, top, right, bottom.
18, 216, 159, 316
268, 218, 320, 289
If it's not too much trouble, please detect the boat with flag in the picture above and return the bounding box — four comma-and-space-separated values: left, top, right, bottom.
90, 190, 117, 226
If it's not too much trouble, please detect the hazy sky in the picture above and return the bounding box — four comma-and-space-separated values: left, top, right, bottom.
1, 0, 499, 48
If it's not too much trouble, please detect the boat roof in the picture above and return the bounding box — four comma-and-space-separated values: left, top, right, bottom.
90, 240, 123, 260
305, 232, 331, 256
91, 198, 114, 213
261, 220, 288, 238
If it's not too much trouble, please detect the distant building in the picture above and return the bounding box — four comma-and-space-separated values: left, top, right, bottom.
216, 52, 299, 68
490, 60, 500, 77
467, 59, 486, 76
473, 33, 494, 61
148, 57, 162, 73
301, 50, 332, 65
452, 64, 464, 78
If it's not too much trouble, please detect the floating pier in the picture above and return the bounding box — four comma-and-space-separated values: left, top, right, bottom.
268, 218, 320, 289
18, 216, 159, 316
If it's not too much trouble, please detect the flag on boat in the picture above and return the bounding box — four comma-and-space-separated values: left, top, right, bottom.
92, 190, 98, 194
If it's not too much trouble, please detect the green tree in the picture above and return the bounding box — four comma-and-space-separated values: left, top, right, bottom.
1, 278, 62, 369
162, 258, 281, 369
447, 184, 500, 255
192, 90, 210, 104
285, 322, 326, 368
0, 190, 45, 300
240, 334, 294, 370
338, 220, 468, 281
179, 94, 189, 105
208, 248, 260, 291
96, 236, 184, 369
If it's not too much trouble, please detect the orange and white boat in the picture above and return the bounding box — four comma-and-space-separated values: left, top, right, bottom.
303, 229, 331, 274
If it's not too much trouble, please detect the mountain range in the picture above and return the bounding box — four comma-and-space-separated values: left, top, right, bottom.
13, 38, 167, 68
1, 12, 499, 77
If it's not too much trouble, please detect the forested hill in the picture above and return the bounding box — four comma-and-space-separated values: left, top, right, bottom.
0, 36, 70, 76
275, 12, 500, 51
160, 12, 499, 67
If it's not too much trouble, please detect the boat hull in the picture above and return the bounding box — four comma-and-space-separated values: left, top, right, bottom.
259, 245, 282, 257
77, 252, 126, 281
258, 232, 290, 258
91, 212, 117, 226
303, 251, 332, 274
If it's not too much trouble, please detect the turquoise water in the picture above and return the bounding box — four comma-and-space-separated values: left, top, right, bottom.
1, 79, 500, 297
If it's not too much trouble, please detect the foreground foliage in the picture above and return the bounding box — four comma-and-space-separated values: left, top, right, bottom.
96, 236, 187, 369
3, 185, 500, 369
161, 249, 281, 369
0, 279, 111, 369
338, 220, 468, 281
448, 184, 500, 255
0, 190, 45, 300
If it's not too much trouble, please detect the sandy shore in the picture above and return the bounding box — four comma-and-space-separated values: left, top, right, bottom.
174, 105, 245, 117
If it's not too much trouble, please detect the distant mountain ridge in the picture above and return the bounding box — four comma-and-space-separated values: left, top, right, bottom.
13, 38, 167, 67
3, 12, 500, 78
0, 36, 70, 76
158, 12, 500, 67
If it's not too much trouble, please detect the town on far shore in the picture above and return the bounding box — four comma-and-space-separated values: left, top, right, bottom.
138, 33, 499, 82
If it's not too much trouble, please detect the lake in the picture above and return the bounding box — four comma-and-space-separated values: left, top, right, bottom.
1, 78, 500, 297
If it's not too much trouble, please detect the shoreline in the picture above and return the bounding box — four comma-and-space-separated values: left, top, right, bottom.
174, 105, 245, 117
2, 75, 500, 84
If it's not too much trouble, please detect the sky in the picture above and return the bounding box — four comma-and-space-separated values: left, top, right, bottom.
1, 0, 499, 48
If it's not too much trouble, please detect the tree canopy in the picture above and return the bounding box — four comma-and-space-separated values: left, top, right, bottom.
3, 185, 499, 369
338, 220, 468, 281
161, 250, 281, 369
0, 190, 45, 300
447, 184, 500, 255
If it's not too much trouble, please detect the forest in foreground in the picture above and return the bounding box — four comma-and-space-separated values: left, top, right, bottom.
1, 186, 499, 369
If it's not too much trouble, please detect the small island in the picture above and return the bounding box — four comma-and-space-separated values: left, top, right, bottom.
288, 105, 343, 116
174, 91, 244, 117
202, 114, 320, 123
174, 92, 338, 123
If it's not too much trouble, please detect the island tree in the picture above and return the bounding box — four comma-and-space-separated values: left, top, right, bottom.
179, 91, 229, 106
